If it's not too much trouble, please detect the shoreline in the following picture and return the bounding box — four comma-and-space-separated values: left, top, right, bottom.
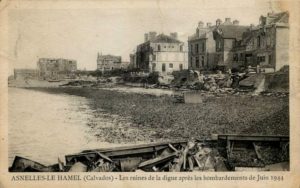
17, 87, 289, 143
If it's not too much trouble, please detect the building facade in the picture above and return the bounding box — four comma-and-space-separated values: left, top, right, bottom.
37, 58, 77, 80
212, 18, 249, 71
136, 32, 188, 74
232, 11, 289, 72
188, 21, 216, 71
97, 54, 122, 71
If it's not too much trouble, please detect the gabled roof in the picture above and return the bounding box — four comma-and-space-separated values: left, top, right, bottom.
151, 34, 182, 43
214, 25, 249, 40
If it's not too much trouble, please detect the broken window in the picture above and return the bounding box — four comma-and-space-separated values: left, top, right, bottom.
196, 57, 200, 68
201, 56, 205, 67
257, 36, 261, 47
162, 63, 166, 72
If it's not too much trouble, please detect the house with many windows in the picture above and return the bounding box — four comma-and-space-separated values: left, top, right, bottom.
135, 32, 188, 74
188, 21, 216, 71
232, 11, 289, 72
212, 18, 249, 71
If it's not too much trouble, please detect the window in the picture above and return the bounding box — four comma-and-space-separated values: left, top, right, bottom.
179, 64, 183, 70
169, 63, 173, 68
257, 56, 266, 63
158, 45, 161, 51
196, 57, 200, 68
268, 54, 272, 64
201, 56, 204, 67
202, 43, 205, 52
162, 63, 166, 72
196, 44, 199, 53
257, 36, 261, 47
180, 45, 183, 52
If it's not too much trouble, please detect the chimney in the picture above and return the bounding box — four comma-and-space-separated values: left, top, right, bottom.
224, 18, 232, 25
144, 33, 149, 42
250, 24, 255, 30
148, 31, 157, 41
216, 19, 222, 26
233, 20, 239, 25
198, 21, 204, 28
207, 22, 212, 27
170, 32, 178, 39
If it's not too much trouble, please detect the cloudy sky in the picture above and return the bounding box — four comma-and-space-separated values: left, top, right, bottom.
5, 0, 286, 72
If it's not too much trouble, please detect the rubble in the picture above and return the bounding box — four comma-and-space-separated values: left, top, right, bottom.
9, 134, 289, 172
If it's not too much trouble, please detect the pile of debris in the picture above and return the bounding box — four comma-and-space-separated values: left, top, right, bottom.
9, 134, 289, 172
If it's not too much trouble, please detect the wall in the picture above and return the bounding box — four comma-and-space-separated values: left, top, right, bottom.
275, 27, 289, 71
151, 51, 187, 73
136, 42, 151, 71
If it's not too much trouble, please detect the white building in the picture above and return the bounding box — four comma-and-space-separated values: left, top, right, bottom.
136, 32, 188, 74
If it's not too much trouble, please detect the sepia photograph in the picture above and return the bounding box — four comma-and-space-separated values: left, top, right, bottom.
3, 0, 293, 175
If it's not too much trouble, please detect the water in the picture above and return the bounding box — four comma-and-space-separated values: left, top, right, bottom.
8, 88, 117, 166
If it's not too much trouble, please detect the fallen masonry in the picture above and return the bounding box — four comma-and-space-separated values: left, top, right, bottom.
9, 134, 289, 172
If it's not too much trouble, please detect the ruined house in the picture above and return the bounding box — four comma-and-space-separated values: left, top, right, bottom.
232, 11, 289, 72
188, 21, 216, 71
97, 54, 122, 71
37, 58, 77, 80
212, 18, 250, 71
135, 32, 188, 74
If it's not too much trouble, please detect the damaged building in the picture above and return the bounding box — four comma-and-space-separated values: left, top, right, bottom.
212, 18, 250, 71
188, 21, 216, 71
188, 11, 289, 72
37, 58, 77, 80
97, 54, 122, 71
135, 32, 188, 74
232, 11, 289, 72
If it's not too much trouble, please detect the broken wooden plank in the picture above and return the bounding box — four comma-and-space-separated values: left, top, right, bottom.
138, 152, 178, 168
252, 142, 262, 160
96, 152, 113, 163
218, 134, 289, 142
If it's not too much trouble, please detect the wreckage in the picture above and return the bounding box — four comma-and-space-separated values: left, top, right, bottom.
9, 134, 289, 172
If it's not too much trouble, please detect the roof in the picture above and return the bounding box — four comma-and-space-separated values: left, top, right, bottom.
98, 54, 121, 60
214, 25, 249, 40
267, 11, 289, 24
188, 26, 216, 41
151, 34, 182, 43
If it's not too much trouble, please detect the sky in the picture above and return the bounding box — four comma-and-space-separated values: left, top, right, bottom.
5, 0, 287, 72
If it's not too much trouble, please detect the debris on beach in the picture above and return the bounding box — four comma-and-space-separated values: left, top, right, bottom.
9, 134, 289, 172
